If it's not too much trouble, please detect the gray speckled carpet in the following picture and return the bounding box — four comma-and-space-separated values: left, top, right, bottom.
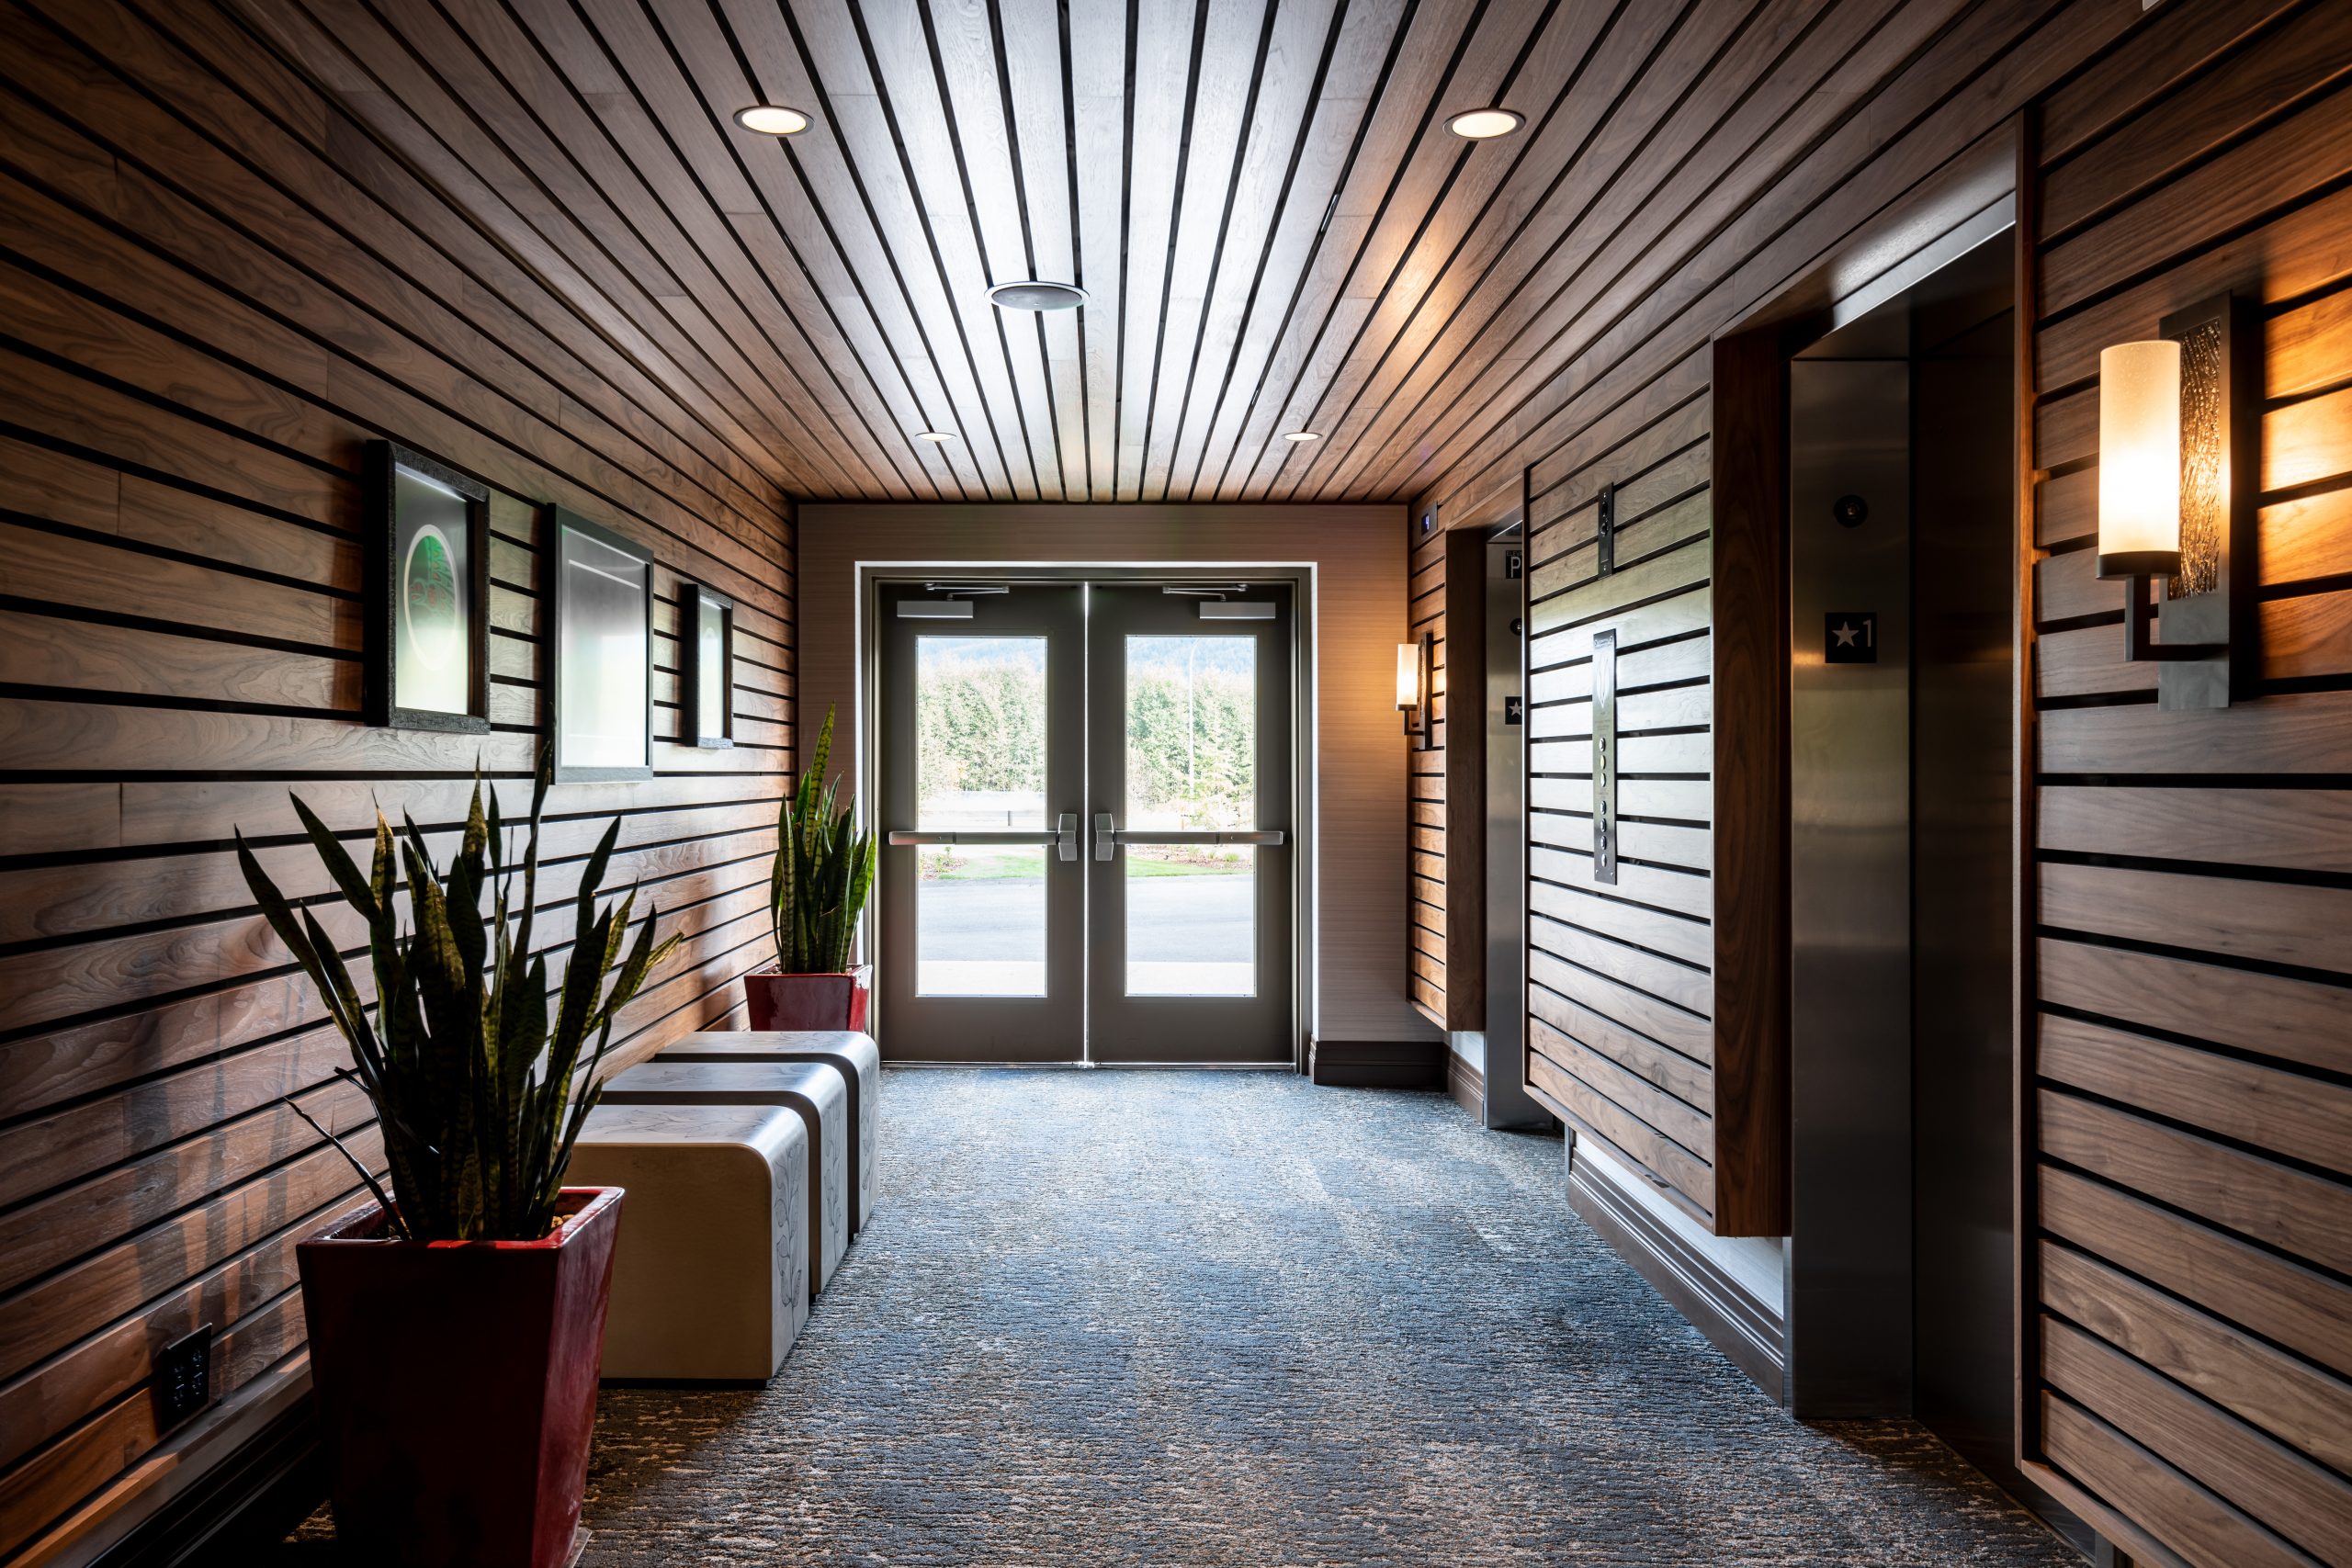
270, 1068, 2071, 1564
556, 1069, 2073, 1567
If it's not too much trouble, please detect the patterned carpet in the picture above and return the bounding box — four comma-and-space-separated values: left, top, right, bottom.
562, 1069, 2073, 1567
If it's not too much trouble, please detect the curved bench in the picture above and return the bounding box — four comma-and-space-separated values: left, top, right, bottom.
599, 1059, 850, 1297
568, 1102, 808, 1382
660, 1032, 880, 1232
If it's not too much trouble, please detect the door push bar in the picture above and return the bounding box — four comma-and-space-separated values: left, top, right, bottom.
1091, 814, 1286, 860
887, 813, 1080, 862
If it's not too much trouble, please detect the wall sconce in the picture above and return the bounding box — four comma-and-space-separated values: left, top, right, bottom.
2094, 294, 2256, 709
1396, 633, 1433, 749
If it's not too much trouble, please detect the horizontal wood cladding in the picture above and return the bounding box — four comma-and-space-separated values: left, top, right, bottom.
0, 2, 795, 1559
2016, 5, 2352, 1565
1404, 521, 1487, 1036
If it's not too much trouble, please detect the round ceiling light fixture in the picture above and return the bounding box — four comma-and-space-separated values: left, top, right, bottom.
988, 279, 1088, 311
734, 105, 811, 136
1446, 107, 1523, 141
914, 429, 957, 443
1282, 430, 1322, 444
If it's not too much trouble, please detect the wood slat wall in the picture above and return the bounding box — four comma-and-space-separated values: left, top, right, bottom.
2017, 6, 2352, 1564
0, 2, 795, 1560
1404, 514, 1446, 1028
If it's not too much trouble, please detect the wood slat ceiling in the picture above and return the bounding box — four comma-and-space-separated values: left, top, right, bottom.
220, 0, 1740, 505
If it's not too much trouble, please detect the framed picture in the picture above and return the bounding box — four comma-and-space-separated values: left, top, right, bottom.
366, 441, 490, 733
680, 582, 735, 749
544, 505, 653, 782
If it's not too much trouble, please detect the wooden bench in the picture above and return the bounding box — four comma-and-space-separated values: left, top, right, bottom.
659, 1032, 880, 1232
599, 1059, 850, 1296
567, 1103, 808, 1382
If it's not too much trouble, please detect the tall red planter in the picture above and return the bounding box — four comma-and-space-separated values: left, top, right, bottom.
743, 964, 871, 1032
296, 1188, 623, 1568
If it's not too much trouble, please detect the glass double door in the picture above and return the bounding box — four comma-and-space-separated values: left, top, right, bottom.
876, 581, 1294, 1064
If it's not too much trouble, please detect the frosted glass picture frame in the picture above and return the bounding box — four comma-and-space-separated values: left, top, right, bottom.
681, 582, 735, 749
365, 441, 490, 734
545, 505, 653, 782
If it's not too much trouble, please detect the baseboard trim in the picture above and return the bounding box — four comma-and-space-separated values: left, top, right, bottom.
1443, 1050, 1485, 1115
1567, 1149, 1786, 1402
93, 1384, 319, 1568
1306, 1037, 1446, 1089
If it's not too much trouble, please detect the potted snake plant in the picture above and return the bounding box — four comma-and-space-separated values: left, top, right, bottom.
744, 705, 878, 1032
238, 761, 677, 1568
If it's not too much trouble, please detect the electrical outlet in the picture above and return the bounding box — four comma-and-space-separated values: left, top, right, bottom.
156, 1324, 215, 1430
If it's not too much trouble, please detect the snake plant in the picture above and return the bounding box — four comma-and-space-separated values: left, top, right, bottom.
769, 705, 876, 974
237, 761, 678, 1242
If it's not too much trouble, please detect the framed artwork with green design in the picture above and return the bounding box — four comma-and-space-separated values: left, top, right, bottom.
366, 440, 491, 734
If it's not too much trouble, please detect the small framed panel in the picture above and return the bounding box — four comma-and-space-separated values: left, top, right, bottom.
366, 441, 490, 734
681, 581, 736, 749
545, 505, 653, 782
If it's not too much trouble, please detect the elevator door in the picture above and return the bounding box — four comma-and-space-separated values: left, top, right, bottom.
875, 581, 1295, 1064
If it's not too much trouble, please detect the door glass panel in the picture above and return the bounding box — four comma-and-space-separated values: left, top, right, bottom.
1125, 636, 1253, 829
1125, 635, 1256, 996
916, 637, 1047, 996
1126, 845, 1254, 996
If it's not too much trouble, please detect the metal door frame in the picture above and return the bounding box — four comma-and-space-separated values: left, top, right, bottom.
856, 562, 1317, 1067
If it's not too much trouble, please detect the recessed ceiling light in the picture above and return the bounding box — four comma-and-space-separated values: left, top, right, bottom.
915, 429, 956, 443
989, 280, 1088, 311
734, 105, 810, 137
1447, 107, 1523, 141
1282, 430, 1321, 443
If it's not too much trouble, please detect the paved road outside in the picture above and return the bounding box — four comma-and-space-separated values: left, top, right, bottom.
916, 874, 1256, 996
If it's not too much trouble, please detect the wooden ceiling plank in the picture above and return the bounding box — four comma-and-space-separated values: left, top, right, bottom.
919, 0, 1074, 499
127, 0, 823, 526
792, 0, 1040, 497
1346, 0, 1897, 503
1114, 0, 1202, 500
702, 0, 1001, 497
1165, 0, 1404, 498
1197, 0, 1485, 501
1396, 0, 2032, 521
1317, 0, 1787, 502
558, 0, 933, 498
1246, 0, 1592, 504
341, 0, 909, 503
1069, 0, 1128, 498
996, 0, 1091, 496
630, 0, 968, 501
16, 0, 801, 599
1135, 0, 1276, 501
232, 0, 855, 508
1300, 0, 1644, 500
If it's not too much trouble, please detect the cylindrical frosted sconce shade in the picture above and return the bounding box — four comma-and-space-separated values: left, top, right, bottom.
1396, 643, 1419, 710
2098, 338, 2182, 579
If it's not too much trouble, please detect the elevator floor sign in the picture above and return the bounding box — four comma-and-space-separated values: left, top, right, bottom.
1826, 612, 1877, 664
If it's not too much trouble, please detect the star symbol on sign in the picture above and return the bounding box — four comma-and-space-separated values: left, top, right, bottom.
1833, 622, 1860, 648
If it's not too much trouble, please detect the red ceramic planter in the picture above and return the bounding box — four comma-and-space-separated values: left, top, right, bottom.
296, 1188, 623, 1568
743, 964, 871, 1032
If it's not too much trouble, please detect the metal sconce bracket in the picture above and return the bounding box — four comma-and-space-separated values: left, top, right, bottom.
1407, 628, 1435, 750
2124, 293, 2257, 710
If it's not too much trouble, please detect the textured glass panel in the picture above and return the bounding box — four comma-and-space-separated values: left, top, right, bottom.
1126, 845, 1253, 996
917, 637, 1047, 829
557, 525, 648, 770
390, 465, 471, 716
918, 844, 1046, 996
695, 594, 728, 739
1125, 636, 1254, 830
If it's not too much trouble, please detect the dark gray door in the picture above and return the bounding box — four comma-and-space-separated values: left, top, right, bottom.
1084, 585, 1294, 1064
876, 582, 1084, 1061
876, 580, 1295, 1064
